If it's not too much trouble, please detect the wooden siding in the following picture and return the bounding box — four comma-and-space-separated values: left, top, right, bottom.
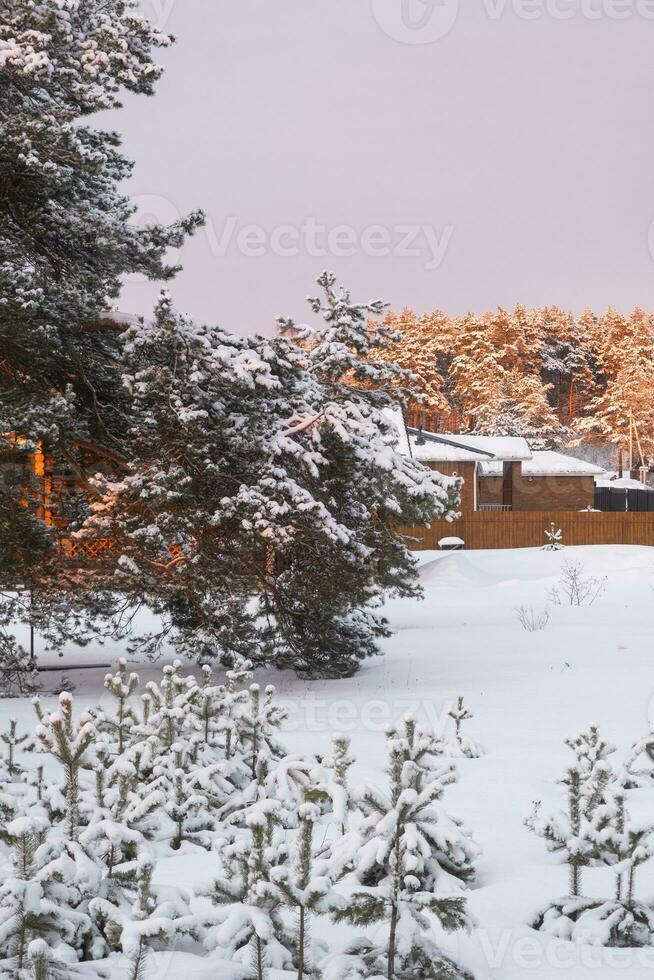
398, 511, 654, 551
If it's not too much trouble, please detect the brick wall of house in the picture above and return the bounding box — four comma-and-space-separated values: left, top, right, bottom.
425, 460, 476, 511
479, 470, 595, 511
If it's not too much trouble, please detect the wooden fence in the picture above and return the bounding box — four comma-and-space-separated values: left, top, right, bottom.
398, 511, 654, 551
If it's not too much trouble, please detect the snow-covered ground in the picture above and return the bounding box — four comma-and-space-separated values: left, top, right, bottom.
8, 544, 654, 979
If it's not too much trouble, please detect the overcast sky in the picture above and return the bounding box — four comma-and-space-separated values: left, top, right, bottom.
110, 0, 654, 334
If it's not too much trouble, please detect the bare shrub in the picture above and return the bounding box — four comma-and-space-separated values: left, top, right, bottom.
548, 560, 606, 607
516, 605, 550, 632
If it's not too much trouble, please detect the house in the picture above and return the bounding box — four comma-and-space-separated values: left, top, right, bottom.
407, 430, 531, 511
395, 422, 605, 512
478, 450, 605, 511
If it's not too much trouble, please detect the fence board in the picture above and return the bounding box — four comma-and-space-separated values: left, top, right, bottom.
398, 511, 654, 551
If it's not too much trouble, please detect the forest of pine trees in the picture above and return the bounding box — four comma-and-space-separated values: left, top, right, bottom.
379, 306, 654, 456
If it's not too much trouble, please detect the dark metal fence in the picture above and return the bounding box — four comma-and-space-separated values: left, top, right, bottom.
594, 486, 654, 513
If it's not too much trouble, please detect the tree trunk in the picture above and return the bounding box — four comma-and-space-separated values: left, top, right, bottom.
255, 936, 265, 980
627, 864, 636, 909
297, 906, 305, 979
387, 901, 398, 980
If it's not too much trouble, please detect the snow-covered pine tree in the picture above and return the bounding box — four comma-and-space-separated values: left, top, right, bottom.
84, 275, 455, 678
217, 682, 325, 830
269, 802, 335, 978
442, 698, 483, 760
238, 684, 288, 781
0, 717, 33, 822
0, 814, 65, 976
150, 743, 214, 851
0, 0, 202, 650
96, 659, 141, 754
273, 272, 458, 675
0, 629, 40, 699
197, 807, 294, 978
33, 694, 96, 841
88, 850, 198, 968
138, 661, 201, 753
0, 718, 30, 777
193, 664, 228, 751
526, 727, 614, 899
330, 720, 477, 980
521, 726, 654, 944
322, 733, 354, 834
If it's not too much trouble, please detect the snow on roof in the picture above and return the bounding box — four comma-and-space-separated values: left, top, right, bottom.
408, 431, 532, 463
479, 451, 605, 478
596, 477, 654, 491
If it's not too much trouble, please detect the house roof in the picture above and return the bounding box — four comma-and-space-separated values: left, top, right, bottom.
596, 476, 654, 491
407, 430, 532, 464
479, 451, 605, 478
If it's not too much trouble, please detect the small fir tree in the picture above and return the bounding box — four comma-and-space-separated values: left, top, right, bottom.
442, 698, 483, 760
97, 659, 141, 754
33, 694, 96, 841
197, 808, 294, 978
331, 720, 477, 979
323, 733, 354, 834
270, 802, 335, 978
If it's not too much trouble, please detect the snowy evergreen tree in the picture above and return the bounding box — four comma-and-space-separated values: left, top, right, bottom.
524, 726, 654, 945
0, 718, 30, 777
442, 698, 483, 760
619, 729, 654, 789
330, 720, 477, 980
95, 659, 140, 754
526, 727, 614, 898
269, 802, 335, 978
197, 808, 294, 978
322, 734, 354, 835
84, 276, 455, 678
33, 693, 96, 841
88, 850, 198, 965
0, 815, 68, 977
0, 0, 202, 649
238, 684, 288, 781
542, 524, 564, 551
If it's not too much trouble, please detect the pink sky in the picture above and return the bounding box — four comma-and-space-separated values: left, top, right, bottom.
112, 0, 654, 333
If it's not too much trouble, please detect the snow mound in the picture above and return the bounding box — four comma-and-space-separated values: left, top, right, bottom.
419, 554, 495, 589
